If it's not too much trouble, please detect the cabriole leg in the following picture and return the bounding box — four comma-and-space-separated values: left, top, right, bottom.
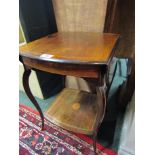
22, 67, 44, 130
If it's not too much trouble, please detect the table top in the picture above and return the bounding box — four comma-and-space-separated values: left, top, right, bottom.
19, 32, 119, 65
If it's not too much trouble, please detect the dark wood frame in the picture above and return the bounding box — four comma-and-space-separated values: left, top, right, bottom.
19, 1, 124, 153
20, 55, 108, 154
20, 33, 119, 154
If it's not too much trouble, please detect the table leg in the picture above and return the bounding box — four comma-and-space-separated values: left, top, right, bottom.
22, 67, 44, 130
93, 76, 107, 154
93, 130, 97, 155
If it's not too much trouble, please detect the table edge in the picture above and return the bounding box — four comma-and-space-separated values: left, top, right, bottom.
19, 53, 109, 66
19, 33, 120, 66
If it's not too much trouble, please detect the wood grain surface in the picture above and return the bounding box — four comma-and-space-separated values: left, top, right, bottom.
22, 57, 100, 78
19, 32, 119, 65
45, 88, 99, 135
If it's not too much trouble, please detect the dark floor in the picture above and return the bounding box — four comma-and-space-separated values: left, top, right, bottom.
19, 90, 125, 152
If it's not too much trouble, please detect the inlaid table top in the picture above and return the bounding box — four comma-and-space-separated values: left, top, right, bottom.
19, 32, 120, 65
19, 32, 120, 139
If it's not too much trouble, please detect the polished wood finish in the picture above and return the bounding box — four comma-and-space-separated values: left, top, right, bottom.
22, 57, 100, 78
105, 0, 135, 104
20, 32, 120, 154
106, 0, 135, 59
45, 88, 99, 135
22, 67, 44, 130
104, 0, 118, 33
20, 32, 119, 65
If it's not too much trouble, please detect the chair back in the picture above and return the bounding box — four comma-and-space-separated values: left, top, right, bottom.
52, 0, 108, 32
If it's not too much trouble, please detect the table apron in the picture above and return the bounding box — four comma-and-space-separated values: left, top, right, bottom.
22, 57, 103, 78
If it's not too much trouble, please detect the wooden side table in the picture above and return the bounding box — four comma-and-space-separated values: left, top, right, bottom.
19, 32, 120, 154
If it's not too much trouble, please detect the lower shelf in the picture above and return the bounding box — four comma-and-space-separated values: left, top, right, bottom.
45, 88, 99, 135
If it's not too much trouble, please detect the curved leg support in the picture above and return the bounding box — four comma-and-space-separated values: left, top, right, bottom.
93, 131, 97, 155
92, 76, 107, 154
23, 68, 44, 130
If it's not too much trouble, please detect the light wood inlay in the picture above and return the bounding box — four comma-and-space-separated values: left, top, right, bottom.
20, 32, 119, 65
45, 88, 98, 135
